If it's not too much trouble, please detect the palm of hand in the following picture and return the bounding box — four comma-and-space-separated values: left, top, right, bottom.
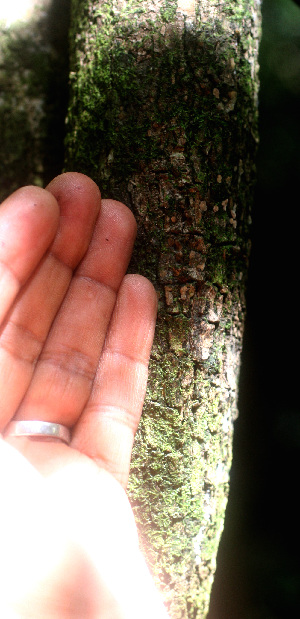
0, 173, 163, 618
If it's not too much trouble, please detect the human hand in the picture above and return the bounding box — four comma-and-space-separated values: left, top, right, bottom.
0, 173, 167, 618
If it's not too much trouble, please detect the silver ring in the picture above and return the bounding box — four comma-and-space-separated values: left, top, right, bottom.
3, 420, 71, 444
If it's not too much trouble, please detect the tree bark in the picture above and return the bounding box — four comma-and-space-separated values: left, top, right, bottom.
65, 1, 261, 616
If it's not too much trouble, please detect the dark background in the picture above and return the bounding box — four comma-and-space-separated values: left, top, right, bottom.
209, 0, 300, 617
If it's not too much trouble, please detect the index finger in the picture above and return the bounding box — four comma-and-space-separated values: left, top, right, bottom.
0, 186, 59, 323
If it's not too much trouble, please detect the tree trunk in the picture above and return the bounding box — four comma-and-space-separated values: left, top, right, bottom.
65, 1, 261, 616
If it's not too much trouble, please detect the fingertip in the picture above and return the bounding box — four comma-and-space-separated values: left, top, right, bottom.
43, 173, 102, 268
46, 172, 101, 210
0, 185, 60, 322
121, 274, 158, 316
1, 184, 60, 223
104, 273, 157, 363
0, 185, 60, 277
101, 199, 137, 241
77, 198, 137, 291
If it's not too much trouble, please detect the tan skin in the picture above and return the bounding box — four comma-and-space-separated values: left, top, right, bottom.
0, 173, 168, 618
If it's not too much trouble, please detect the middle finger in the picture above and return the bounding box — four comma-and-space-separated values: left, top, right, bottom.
13, 199, 137, 427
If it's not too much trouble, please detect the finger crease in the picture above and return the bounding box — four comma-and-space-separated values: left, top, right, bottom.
74, 272, 118, 296
102, 348, 149, 368
0, 321, 44, 365
0, 259, 22, 288
86, 404, 137, 433
48, 250, 73, 276
40, 348, 96, 382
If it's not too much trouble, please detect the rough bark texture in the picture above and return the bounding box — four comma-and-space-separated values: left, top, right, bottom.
65, 1, 261, 616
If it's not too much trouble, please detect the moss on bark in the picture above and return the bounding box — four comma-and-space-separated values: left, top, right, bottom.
65, 1, 261, 616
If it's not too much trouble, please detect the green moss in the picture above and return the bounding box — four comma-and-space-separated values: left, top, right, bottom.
129, 341, 234, 615
66, 2, 257, 292
160, 0, 177, 23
